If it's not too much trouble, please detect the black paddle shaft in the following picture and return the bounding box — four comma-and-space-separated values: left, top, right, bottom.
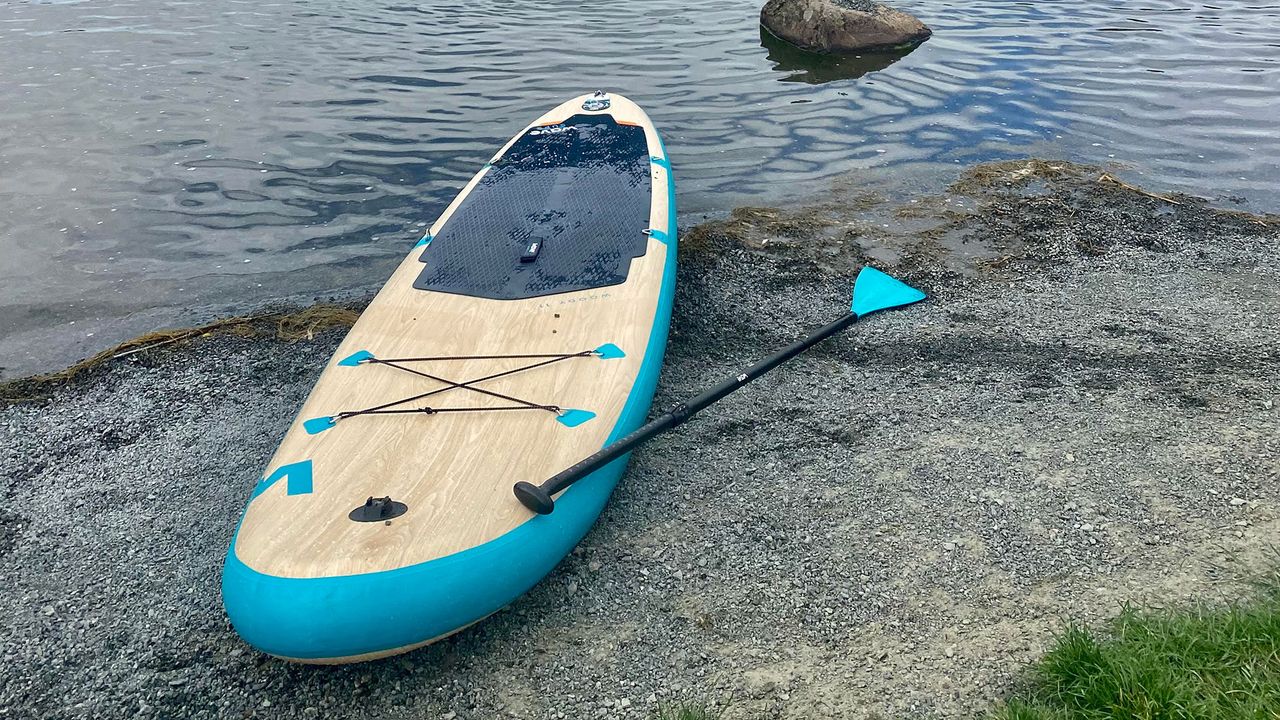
513, 310, 860, 514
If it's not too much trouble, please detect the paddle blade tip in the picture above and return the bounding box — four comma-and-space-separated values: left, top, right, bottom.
851, 267, 926, 316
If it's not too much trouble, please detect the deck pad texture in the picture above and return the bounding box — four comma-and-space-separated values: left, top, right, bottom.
414, 114, 651, 300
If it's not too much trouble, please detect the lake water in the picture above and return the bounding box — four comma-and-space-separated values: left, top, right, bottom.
1, 0, 1277, 378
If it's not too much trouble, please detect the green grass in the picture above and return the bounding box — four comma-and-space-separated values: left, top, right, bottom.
651, 701, 724, 720
993, 568, 1280, 720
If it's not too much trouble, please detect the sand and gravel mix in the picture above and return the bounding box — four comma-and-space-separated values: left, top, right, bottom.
2, 161, 1277, 719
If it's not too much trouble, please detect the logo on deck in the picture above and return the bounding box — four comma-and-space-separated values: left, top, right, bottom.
582, 91, 611, 111
529, 124, 575, 136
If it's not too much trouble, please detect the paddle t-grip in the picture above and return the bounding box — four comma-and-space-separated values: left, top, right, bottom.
512, 481, 555, 515
514, 412, 680, 514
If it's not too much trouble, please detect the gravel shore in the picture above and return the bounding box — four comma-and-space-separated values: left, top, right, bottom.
2, 160, 1277, 719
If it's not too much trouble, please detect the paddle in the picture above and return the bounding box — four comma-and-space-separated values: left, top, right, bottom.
512, 266, 927, 514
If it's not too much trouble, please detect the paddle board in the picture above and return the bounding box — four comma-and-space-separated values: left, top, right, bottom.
222, 91, 677, 663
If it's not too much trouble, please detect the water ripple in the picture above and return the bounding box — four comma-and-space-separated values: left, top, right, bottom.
1, 0, 1278, 376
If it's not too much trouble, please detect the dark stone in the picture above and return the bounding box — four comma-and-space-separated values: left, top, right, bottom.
761, 0, 932, 55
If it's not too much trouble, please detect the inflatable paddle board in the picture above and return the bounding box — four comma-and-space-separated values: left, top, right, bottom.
222, 92, 677, 663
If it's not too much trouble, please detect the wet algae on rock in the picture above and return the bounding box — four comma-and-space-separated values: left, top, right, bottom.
2, 161, 1279, 719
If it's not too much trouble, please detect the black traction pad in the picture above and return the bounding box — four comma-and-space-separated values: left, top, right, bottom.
414, 114, 652, 300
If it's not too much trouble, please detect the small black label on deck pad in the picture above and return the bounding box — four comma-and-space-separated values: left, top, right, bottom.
413, 114, 652, 300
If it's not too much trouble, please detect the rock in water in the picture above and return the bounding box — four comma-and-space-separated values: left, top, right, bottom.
760, 0, 932, 55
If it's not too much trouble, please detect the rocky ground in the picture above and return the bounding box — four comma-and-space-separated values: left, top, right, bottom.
1, 160, 1277, 719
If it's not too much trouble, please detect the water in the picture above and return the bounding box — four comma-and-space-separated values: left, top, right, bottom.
2, 0, 1277, 378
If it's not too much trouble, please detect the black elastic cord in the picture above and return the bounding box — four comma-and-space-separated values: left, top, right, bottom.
339, 405, 560, 419
330, 349, 596, 422
373, 352, 591, 362
377, 360, 549, 411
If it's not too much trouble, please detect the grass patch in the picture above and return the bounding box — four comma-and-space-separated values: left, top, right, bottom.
652, 701, 724, 720
993, 568, 1280, 719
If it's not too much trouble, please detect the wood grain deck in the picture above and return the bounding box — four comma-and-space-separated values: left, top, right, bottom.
234, 94, 671, 579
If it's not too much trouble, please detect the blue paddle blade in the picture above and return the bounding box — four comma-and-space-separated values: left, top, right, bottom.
851, 267, 926, 316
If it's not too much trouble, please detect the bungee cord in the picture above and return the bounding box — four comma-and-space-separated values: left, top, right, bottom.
322, 348, 600, 426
